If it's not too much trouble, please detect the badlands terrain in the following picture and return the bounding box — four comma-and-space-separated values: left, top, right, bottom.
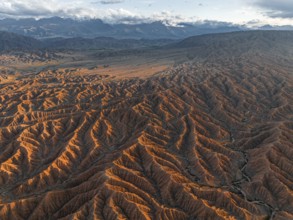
0, 31, 292, 219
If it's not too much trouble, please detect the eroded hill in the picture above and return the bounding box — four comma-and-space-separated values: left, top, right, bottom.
0, 31, 292, 219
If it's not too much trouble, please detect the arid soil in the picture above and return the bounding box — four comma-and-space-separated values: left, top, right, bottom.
0, 40, 293, 219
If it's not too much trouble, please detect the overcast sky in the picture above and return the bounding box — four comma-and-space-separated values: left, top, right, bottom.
0, 0, 293, 26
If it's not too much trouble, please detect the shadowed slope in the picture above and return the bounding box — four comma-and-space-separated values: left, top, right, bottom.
0, 32, 42, 51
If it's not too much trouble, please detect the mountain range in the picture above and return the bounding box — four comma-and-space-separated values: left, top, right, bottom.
0, 17, 247, 39
2, 30, 293, 54
0, 31, 178, 52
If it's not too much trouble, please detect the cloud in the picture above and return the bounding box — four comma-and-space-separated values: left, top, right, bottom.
0, 0, 141, 21
101, 10, 196, 25
0, 0, 125, 19
96, 0, 124, 4
254, 0, 293, 18
0, 0, 55, 17
0, 0, 93, 18
101, 8, 146, 24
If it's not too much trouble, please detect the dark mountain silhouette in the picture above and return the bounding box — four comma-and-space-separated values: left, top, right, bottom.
0, 17, 243, 39
0, 31, 175, 52
2, 30, 293, 55
0, 31, 42, 51
172, 30, 293, 59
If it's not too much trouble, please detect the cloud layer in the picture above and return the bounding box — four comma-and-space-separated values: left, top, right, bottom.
0, 0, 197, 25
0, 0, 292, 26
0, 0, 87, 18
254, 0, 293, 18
0, 0, 129, 19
